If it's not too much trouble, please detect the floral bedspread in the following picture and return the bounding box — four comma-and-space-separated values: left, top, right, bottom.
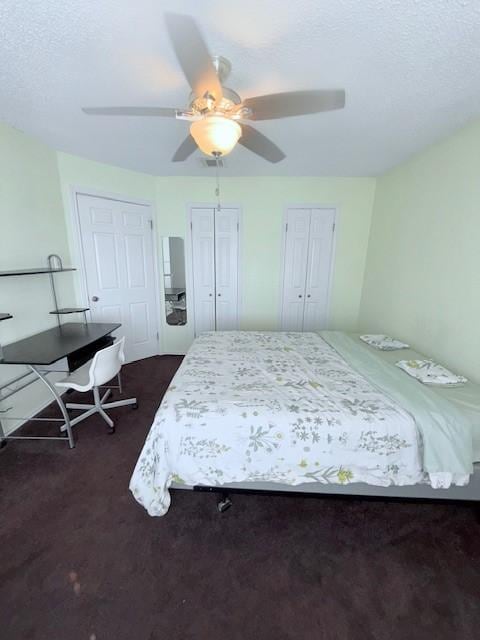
129, 331, 431, 516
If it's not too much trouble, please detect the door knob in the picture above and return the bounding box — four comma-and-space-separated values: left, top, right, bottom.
209, 293, 213, 297
307, 294, 311, 298
217, 293, 222, 297
92, 296, 99, 302
298, 294, 302, 298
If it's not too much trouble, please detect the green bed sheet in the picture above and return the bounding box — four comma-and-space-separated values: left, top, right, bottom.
346, 334, 480, 462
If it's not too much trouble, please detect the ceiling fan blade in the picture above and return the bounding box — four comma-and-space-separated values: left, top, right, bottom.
165, 13, 223, 101
172, 135, 197, 162
239, 124, 286, 163
241, 89, 345, 120
82, 107, 178, 117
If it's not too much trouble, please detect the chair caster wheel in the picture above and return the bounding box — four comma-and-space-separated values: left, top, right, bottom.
217, 497, 232, 513
132, 403, 138, 410
108, 426, 116, 435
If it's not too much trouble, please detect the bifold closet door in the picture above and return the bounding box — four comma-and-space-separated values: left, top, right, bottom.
280, 209, 311, 331
191, 207, 239, 336
302, 209, 335, 331
215, 208, 239, 331
281, 207, 335, 332
191, 208, 216, 334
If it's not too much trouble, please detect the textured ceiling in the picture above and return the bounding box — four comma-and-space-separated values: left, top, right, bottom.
1, 0, 480, 176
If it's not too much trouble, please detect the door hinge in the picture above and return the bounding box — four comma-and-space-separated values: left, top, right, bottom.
156, 331, 159, 341
285, 223, 288, 232
237, 221, 239, 231
332, 222, 336, 232
149, 219, 153, 230
190, 220, 193, 230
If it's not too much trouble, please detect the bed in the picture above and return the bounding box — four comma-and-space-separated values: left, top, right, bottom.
129, 331, 479, 516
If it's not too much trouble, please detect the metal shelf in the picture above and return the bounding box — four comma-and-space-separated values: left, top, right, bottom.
49, 308, 89, 315
0, 267, 75, 277
0, 256, 84, 330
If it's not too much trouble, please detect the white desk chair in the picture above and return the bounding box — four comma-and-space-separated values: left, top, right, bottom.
56, 337, 137, 434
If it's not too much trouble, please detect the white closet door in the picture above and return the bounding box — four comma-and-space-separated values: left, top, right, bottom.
77, 194, 158, 362
215, 208, 239, 331
281, 209, 311, 331
303, 208, 335, 332
191, 208, 216, 335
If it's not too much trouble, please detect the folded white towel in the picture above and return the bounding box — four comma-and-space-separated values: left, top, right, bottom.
396, 359, 468, 386
360, 334, 409, 350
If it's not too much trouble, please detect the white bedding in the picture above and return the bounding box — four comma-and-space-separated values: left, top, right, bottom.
130, 331, 440, 516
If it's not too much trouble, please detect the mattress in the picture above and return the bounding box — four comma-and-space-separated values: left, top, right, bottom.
130, 331, 474, 516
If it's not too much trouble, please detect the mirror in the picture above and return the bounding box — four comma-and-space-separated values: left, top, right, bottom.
162, 237, 187, 326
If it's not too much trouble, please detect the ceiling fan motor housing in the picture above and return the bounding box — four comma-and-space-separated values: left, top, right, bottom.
189, 57, 243, 117
212, 55, 232, 83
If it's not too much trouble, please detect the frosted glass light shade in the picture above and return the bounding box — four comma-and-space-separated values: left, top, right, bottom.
190, 116, 241, 157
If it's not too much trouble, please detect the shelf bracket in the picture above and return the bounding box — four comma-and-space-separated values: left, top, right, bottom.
47, 254, 63, 327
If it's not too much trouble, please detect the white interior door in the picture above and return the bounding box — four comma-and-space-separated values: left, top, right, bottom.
214, 208, 239, 331
303, 208, 335, 331
191, 208, 216, 335
76, 193, 159, 362
281, 209, 311, 331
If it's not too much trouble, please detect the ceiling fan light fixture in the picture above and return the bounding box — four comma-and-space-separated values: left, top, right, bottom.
190, 115, 241, 157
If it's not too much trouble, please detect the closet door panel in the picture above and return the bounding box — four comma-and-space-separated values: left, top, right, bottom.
281, 209, 311, 331
191, 208, 216, 335
303, 209, 335, 332
215, 208, 239, 331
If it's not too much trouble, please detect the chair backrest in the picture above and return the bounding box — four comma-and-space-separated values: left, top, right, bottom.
89, 337, 126, 387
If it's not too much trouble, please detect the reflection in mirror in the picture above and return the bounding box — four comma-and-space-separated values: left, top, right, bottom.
162, 237, 187, 326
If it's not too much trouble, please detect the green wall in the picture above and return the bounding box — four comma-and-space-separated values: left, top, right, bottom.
360, 118, 480, 382
0, 124, 74, 433
56, 152, 157, 306
54, 149, 378, 356
53, 154, 377, 354
56, 152, 156, 203
0, 125, 73, 340
155, 176, 376, 353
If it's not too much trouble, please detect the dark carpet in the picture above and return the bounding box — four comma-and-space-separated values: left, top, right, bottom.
1, 355, 479, 640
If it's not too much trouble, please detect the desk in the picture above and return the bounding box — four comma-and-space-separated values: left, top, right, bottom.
0, 322, 120, 448
164, 288, 186, 302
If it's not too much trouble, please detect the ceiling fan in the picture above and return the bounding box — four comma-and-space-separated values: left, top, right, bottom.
82, 13, 346, 164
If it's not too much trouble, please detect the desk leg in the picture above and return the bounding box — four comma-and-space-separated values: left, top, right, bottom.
0, 420, 6, 448
0, 377, 7, 448
29, 366, 75, 449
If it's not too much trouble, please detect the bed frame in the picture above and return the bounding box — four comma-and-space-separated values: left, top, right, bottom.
171, 463, 480, 512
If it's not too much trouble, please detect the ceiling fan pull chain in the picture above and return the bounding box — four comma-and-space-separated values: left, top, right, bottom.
214, 152, 221, 211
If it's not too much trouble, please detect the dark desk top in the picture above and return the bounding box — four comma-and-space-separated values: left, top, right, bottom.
0, 322, 120, 366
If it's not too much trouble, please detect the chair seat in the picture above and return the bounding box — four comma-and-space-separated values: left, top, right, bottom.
56, 360, 93, 392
